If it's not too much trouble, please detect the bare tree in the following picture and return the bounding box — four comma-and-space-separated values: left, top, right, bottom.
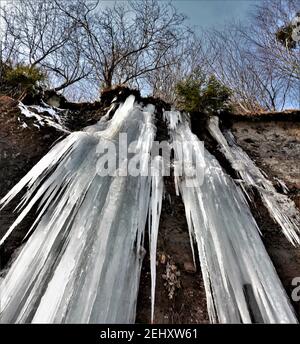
145, 32, 203, 103
1, 0, 191, 99
199, 8, 299, 112
0, 0, 92, 93
56, 0, 188, 89
243, 0, 300, 82
2, 0, 295, 109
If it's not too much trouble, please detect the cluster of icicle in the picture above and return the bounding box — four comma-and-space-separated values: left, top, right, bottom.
164, 110, 298, 323
1, 98, 299, 324
207, 116, 300, 246
0, 96, 163, 323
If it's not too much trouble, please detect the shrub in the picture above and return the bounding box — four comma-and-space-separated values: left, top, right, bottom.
4, 64, 45, 90
175, 68, 205, 113
200, 75, 232, 114
175, 70, 232, 115
0, 63, 46, 99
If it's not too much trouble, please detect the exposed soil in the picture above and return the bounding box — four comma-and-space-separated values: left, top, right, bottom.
231, 121, 300, 209
223, 109, 300, 122
0, 96, 64, 269
226, 120, 300, 319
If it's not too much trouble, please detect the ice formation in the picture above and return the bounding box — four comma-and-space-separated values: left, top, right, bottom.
148, 156, 164, 323
0, 96, 163, 323
165, 110, 298, 323
208, 116, 300, 246
1, 97, 298, 324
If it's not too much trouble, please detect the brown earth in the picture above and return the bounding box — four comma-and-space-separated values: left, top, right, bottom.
0, 96, 65, 269
231, 121, 300, 208
230, 120, 300, 319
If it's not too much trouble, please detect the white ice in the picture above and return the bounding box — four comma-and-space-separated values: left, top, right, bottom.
208, 116, 300, 246
165, 110, 298, 324
0, 96, 163, 323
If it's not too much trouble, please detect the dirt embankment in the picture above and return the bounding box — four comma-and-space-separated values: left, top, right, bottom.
231, 120, 300, 208
230, 119, 300, 318
0, 96, 64, 268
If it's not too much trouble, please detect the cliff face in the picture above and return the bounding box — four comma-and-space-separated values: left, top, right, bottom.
230, 118, 300, 317
0, 96, 66, 268
231, 120, 300, 209
0, 91, 299, 322
0, 96, 66, 193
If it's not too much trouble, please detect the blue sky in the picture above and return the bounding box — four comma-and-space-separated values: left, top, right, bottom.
103, 0, 260, 29
172, 0, 259, 30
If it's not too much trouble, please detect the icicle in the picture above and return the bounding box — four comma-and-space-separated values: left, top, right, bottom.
148, 156, 164, 323
163, 110, 182, 130
207, 116, 300, 246
0, 96, 161, 323
165, 110, 298, 324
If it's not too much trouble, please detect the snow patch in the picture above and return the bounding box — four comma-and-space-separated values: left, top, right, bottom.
18, 102, 69, 133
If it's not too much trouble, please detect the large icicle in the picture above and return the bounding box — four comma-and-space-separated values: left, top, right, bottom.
208, 116, 300, 246
0, 96, 163, 323
148, 156, 164, 323
165, 111, 298, 324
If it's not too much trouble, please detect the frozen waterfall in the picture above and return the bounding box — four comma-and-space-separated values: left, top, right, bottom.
164, 111, 298, 324
0, 97, 298, 324
0, 96, 163, 323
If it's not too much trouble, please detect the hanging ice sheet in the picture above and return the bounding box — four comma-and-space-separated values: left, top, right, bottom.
164, 111, 297, 323
207, 116, 300, 246
0, 96, 163, 323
